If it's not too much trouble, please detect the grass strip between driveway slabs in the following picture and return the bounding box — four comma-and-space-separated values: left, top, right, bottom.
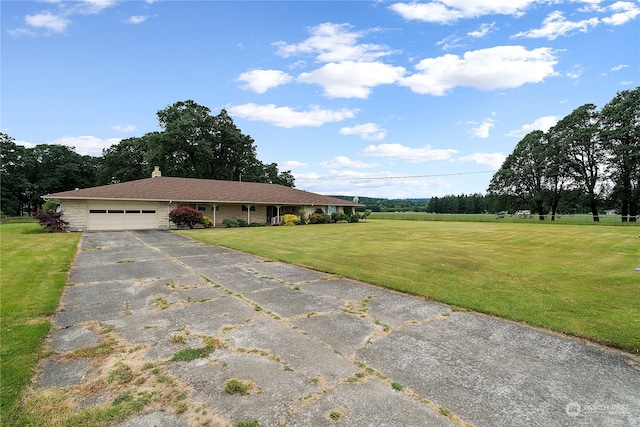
178, 219, 640, 354
0, 222, 81, 425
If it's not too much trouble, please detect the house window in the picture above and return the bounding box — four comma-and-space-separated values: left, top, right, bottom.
108, 210, 124, 214
242, 205, 256, 211
183, 204, 207, 211
125, 210, 140, 214
141, 210, 156, 214
89, 209, 107, 214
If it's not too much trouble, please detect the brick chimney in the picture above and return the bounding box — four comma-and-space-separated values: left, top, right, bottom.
152, 166, 161, 178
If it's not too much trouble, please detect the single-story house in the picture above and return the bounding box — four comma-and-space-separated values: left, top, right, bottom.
43, 167, 361, 231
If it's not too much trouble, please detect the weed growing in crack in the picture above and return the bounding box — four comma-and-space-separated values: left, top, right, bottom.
107, 362, 134, 385
153, 296, 169, 310
68, 338, 118, 359
235, 419, 260, 427
175, 402, 188, 414
171, 334, 187, 345
224, 378, 249, 395
169, 347, 215, 362
439, 407, 451, 417
391, 382, 403, 391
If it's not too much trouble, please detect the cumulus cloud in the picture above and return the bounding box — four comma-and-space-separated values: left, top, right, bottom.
389, 0, 536, 24
505, 115, 559, 137
469, 119, 495, 138
126, 15, 149, 24
400, 46, 558, 96
227, 103, 358, 128
339, 123, 387, 140
298, 61, 405, 98
512, 10, 599, 40
24, 12, 70, 33
320, 156, 378, 169
236, 69, 293, 94
10, 0, 119, 36
363, 143, 458, 162
281, 160, 308, 169
458, 152, 505, 169
73, 0, 118, 15
602, 1, 640, 25
274, 22, 395, 63
44, 136, 122, 156
468, 22, 497, 38
110, 124, 137, 133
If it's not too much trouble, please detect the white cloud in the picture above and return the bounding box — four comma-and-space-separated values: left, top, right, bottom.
339, 123, 387, 140
126, 15, 149, 24
389, 0, 536, 24
45, 136, 122, 156
602, 1, 640, 25
363, 143, 458, 162
458, 152, 505, 169
227, 103, 358, 128
110, 124, 137, 132
274, 22, 395, 63
512, 10, 599, 40
320, 156, 378, 169
236, 69, 293, 94
611, 64, 628, 71
505, 115, 559, 137
281, 160, 308, 169
298, 172, 452, 199
566, 65, 584, 79
469, 119, 495, 138
25, 12, 70, 33
298, 61, 405, 98
468, 22, 497, 38
13, 0, 119, 35
436, 34, 466, 50
400, 46, 558, 96
74, 0, 118, 15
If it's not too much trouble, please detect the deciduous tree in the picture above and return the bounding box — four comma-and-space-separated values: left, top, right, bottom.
599, 88, 640, 222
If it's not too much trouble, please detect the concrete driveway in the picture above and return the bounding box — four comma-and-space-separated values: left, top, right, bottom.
35, 230, 639, 426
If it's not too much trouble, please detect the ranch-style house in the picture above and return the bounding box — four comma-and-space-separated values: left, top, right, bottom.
43, 167, 361, 231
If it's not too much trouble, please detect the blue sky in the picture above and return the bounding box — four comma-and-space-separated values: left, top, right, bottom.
2, 0, 639, 198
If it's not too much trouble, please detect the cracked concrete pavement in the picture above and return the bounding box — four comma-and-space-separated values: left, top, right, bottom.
33, 230, 640, 426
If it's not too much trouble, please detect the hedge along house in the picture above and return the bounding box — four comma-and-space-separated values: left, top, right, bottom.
42, 167, 361, 231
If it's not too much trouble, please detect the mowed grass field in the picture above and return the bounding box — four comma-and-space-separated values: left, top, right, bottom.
179, 220, 640, 354
0, 223, 81, 425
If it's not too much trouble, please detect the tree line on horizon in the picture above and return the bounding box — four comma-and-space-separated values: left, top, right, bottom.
0, 100, 294, 216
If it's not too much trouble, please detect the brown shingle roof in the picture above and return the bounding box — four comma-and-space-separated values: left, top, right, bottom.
43, 177, 360, 207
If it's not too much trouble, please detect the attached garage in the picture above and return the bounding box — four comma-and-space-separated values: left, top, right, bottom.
87, 202, 159, 230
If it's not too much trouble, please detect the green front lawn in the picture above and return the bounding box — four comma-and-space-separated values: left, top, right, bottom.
0, 223, 81, 425
179, 220, 640, 353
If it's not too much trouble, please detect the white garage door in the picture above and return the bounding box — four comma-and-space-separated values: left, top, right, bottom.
87, 202, 159, 230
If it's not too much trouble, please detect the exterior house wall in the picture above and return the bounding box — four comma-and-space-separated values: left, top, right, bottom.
60, 200, 350, 231
61, 199, 88, 231
158, 202, 171, 229
166, 203, 269, 228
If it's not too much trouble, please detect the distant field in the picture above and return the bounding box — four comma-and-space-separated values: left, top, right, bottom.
179, 219, 640, 353
370, 212, 633, 225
